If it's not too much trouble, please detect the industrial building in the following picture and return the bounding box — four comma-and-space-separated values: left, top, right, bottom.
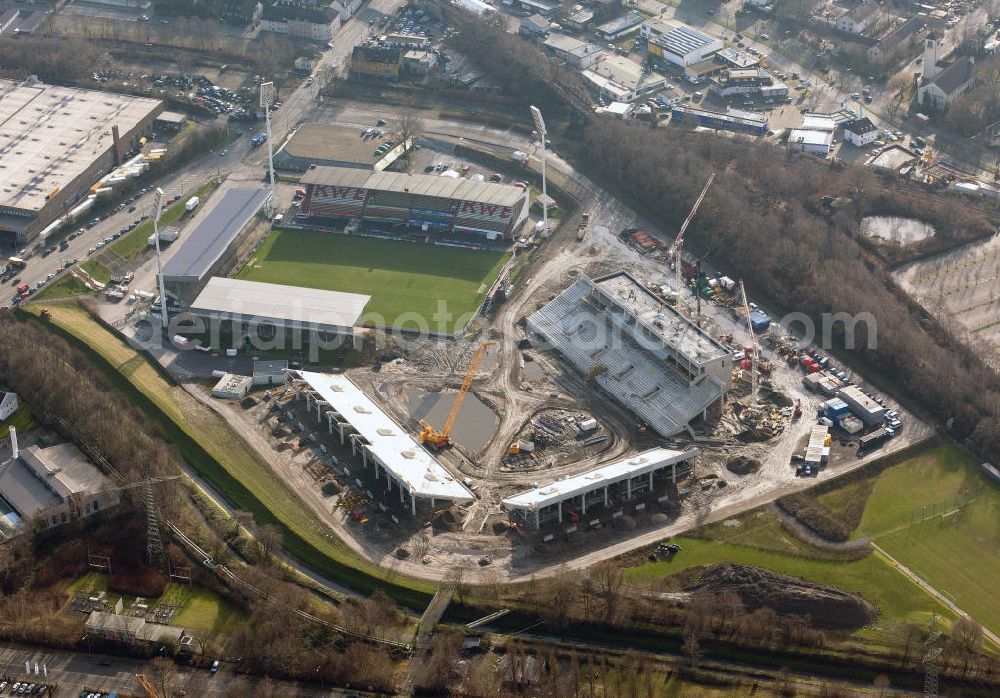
526, 271, 732, 438
290, 371, 475, 515
190, 277, 371, 337
211, 373, 253, 400
582, 55, 668, 103
275, 124, 409, 172
671, 106, 768, 136
253, 360, 289, 386
159, 188, 272, 304
641, 19, 723, 68
0, 429, 119, 534
710, 69, 788, 100
503, 448, 697, 529
299, 166, 530, 241
595, 11, 644, 40
85, 611, 186, 646
0, 78, 163, 248
837, 385, 885, 427
787, 128, 834, 155
543, 34, 604, 69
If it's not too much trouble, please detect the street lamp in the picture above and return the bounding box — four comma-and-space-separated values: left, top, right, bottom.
260, 81, 278, 213
529, 105, 548, 235
152, 187, 168, 332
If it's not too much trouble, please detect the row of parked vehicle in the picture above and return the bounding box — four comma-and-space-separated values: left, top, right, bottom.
0, 681, 48, 695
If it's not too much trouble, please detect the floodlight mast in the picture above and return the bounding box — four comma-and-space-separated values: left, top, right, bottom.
260, 81, 277, 212
152, 188, 168, 331
529, 105, 547, 235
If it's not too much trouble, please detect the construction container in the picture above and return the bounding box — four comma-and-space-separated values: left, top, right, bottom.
748, 309, 771, 332
577, 417, 598, 433
823, 398, 849, 419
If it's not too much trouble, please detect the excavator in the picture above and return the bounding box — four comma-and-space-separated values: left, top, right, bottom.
419, 340, 494, 449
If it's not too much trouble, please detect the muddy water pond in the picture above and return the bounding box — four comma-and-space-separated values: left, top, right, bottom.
407, 388, 498, 451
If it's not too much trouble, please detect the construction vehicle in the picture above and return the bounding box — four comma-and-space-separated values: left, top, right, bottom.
577, 211, 590, 242
39, 309, 52, 320
419, 340, 495, 449
136, 673, 160, 698
793, 400, 802, 419
669, 173, 715, 313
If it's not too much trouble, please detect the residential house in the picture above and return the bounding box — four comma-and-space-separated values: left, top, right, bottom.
835, 2, 879, 35
867, 16, 925, 65
351, 44, 402, 80
843, 117, 879, 147
259, 2, 339, 41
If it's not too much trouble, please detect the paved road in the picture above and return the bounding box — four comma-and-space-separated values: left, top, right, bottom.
872, 543, 1000, 649
0, 645, 342, 696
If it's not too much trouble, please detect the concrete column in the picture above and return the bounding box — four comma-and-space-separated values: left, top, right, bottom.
535, 509, 540, 529
626, 478, 632, 500
362, 448, 368, 468
339, 424, 345, 444
581, 494, 587, 515
411, 494, 416, 516
399, 485, 405, 504
604, 486, 609, 506
431, 497, 436, 508
672, 463, 677, 484
649, 471, 654, 489
558, 502, 563, 523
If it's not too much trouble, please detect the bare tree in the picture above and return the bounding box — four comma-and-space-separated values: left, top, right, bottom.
587, 562, 625, 623
257, 524, 283, 565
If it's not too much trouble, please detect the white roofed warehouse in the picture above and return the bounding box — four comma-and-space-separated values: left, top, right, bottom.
299, 166, 530, 242
503, 448, 697, 529
0, 77, 163, 248
289, 371, 475, 515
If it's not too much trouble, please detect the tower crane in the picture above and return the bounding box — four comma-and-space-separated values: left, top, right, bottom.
738, 279, 759, 407
419, 340, 495, 449
670, 173, 715, 316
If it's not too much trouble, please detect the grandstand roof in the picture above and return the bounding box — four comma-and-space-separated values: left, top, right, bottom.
160, 187, 271, 282
294, 371, 475, 503
302, 166, 526, 207
503, 448, 696, 511
190, 278, 370, 332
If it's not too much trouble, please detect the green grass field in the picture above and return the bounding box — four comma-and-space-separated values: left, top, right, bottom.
843, 443, 1000, 639
238, 230, 510, 334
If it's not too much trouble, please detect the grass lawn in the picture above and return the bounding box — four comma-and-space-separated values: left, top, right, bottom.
35, 273, 92, 300
0, 403, 39, 438
107, 179, 219, 262
238, 230, 510, 334
81, 259, 112, 285
839, 443, 1000, 639
625, 536, 949, 629
28, 302, 435, 608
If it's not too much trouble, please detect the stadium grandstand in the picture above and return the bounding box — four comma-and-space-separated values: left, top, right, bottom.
526, 271, 732, 437
503, 448, 697, 529
298, 166, 530, 242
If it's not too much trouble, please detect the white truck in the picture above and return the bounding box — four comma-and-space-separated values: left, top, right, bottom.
184, 196, 200, 213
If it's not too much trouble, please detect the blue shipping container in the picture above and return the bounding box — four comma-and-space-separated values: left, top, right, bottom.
749, 309, 771, 332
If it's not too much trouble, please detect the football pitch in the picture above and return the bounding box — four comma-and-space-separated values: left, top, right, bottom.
237, 229, 510, 334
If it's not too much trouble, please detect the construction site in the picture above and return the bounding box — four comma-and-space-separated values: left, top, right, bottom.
201, 170, 925, 582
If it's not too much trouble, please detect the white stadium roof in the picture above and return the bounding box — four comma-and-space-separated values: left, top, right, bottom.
502, 447, 696, 511
295, 371, 475, 503
190, 277, 370, 332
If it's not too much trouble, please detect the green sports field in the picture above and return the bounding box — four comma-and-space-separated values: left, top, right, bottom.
238, 230, 510, 334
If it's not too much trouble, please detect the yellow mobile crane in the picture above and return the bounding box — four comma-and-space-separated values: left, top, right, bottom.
419, 340, 495, 449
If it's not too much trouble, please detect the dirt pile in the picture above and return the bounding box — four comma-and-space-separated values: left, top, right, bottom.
726, 456, 761, 475
684, 563, 877, 629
